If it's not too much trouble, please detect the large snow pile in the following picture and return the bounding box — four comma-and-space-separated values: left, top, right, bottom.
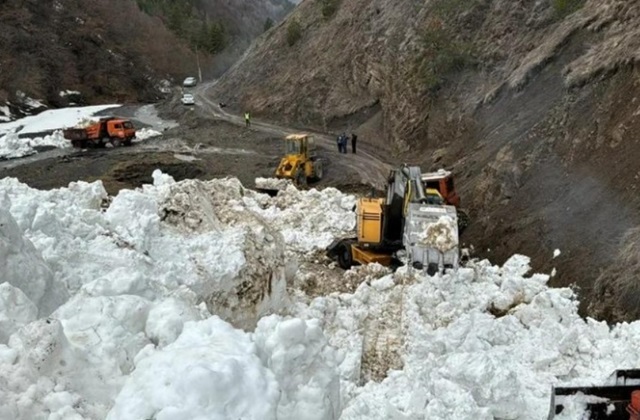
0, 173, 639, 419
0, 130, 70, 159
0, 173, 351, 418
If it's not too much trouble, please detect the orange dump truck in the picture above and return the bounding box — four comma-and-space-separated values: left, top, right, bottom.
63, 117, 136, 148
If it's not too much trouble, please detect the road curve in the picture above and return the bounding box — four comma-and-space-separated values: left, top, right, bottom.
192, 81, 391, 190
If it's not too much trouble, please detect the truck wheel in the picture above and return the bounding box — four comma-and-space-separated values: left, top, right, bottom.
313, 160, 324, 181
111, 138, 122, 147
295, 168, 307, 187
124, 138, 133, 146
337, 242, 353, 270
427, 263, 439, 276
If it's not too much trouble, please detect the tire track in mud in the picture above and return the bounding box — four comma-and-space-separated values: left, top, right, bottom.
193, 82, 391, 190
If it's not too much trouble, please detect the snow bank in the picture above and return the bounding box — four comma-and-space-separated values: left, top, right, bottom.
135, 127, 162, 141
0, 203, 68, 318
249, 181, 357, 253
0, 104, 119, 136
295, 256, 640, 419
0, 130, 70, 159
254, 315, 342, 419
108, 316, 280, 420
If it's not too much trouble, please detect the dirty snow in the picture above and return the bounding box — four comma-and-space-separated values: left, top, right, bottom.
0, 130, 71, 159
0, 105, 10, 122
134, 127, 163, 141
416, 215, 458, 252
59, 90, 81, 97
0, 173, 638, 419
0, 104, 119, 136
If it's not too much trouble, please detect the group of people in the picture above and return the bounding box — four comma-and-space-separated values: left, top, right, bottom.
337, 132, 357, 154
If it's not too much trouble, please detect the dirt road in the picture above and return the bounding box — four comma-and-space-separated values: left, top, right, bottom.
193, 81, 391, 190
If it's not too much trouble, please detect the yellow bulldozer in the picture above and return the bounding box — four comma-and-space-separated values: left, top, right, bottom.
256, 133, 324, 195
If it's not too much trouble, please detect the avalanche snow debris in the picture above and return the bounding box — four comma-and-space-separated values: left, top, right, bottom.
0, 173, 639, 420
0, 130, 70, 160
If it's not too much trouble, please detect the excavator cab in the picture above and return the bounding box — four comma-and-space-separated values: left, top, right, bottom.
421, 169, 460, 207
422, 170, 469, 233
255, 134, 324, 195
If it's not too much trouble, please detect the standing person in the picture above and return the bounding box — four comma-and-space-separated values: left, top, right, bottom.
351, 133, 358, 154
340, 132, 348, 153
336, 134, 342, 152
244, 112, 250, 127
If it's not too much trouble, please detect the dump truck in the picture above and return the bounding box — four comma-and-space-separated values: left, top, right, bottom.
256, 133, 323, 195
63, 117, 136, 148
327, 165, 459, 275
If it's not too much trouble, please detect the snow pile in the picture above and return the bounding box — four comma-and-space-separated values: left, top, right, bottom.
0, 130, 71, 159
248, 182, 357, 253
59, 90, 81, 97
0, 105, 10, 122
0, 174, 356, 418
0, 203, 68, 317
2, 172, 640, 419
135, 127, 162, 141
0, 104, 119, 136
0, 132, 33, 159
417, 215, 458, 252
295, 256, 640, 419
255, 176, 293, 191
107, 316, 280, 420
254, 316, 341, 419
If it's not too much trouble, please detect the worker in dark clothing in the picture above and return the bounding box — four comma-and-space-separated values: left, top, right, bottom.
351, 133, 357, 154
336, 134, 342, 152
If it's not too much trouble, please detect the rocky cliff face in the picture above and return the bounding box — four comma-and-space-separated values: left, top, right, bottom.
213, 0, 640, 321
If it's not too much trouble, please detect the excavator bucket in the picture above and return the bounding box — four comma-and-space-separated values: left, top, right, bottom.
549, 370, 640, 419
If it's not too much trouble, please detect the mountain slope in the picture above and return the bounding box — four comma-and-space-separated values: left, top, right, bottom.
212, 0, 640, 321
0, 0, 294, 115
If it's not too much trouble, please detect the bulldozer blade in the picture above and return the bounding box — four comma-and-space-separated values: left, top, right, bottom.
549, 370, 640, 419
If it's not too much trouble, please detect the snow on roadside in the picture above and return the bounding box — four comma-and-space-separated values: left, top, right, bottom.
134, 127, 162, 141
0, 104, 119, 136
0, 130, 70, 159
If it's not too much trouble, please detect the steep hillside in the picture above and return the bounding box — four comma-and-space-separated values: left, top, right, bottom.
0, 0, 294, 117
212, 0, 640, 321
0, 0, 196, 109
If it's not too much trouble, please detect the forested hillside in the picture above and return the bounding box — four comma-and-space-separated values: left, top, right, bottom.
0, 0, 294, 116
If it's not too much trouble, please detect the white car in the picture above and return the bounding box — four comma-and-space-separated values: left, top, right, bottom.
183, 77, 197, 87
181, 93, 195, 105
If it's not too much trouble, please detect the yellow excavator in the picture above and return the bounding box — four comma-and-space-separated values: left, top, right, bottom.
326, 165, 460, 275
256, 133, 324, 195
